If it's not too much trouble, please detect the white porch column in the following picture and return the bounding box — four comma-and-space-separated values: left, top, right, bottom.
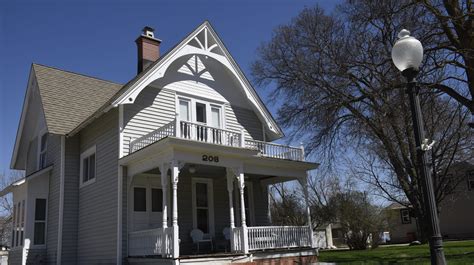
170, 160, 182, 258
236, 166, 249, 254
299, 174, 315, 248
160, 163, 170, 257
226, 169, 235, 251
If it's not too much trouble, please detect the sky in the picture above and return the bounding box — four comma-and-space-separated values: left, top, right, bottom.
0, 0, 340, 175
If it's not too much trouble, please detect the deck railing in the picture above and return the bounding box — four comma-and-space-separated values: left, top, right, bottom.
247, 226, 312, 251
128, 228, 173, 257
245, 140, 304, 161
128, 116, 304, 161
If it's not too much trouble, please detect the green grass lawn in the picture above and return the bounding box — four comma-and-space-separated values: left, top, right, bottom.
318, 240, 474, 264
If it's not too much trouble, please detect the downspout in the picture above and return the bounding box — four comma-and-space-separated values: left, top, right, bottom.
57, 135, 65, 265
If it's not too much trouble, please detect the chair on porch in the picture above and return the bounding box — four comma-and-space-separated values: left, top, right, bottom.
190, 229, 213, 254
216, 227, 231, 252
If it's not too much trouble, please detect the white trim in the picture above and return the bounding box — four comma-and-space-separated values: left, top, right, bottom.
119, 104, 124, 158
191, 177, 215, 236
11, 68, 35, 169
110, 22, 283, 140
56, 135, 65, 265
79, 145, 97, 188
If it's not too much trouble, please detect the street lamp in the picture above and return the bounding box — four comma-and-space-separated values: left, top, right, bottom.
391, 29, 447, 265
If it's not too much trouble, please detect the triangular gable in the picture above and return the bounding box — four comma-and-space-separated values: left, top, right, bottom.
110, 21, 284, 140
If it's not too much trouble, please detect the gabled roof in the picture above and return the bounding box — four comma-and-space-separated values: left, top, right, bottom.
10, 64, 122, 168
33, 64, 122, 134
99, 20, 284, 140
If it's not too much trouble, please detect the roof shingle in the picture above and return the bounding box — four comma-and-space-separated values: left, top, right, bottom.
33, 64, 122, 135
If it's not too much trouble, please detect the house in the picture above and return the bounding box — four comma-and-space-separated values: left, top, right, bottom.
386, 162, 474, 243
0, 21, 320, 265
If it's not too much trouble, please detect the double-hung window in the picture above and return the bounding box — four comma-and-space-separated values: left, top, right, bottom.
400, 209, 411, 224
34, 199, 47, 245
80, 146, 96, 187
38, 133, 48, 169
468, 171, 474, 191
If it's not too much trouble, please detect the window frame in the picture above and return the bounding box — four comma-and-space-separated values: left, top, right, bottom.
133, 186, 147, 212
400, 208, 411, 224
37, 130, 48, 170
175, 95, 225, 129
33, 198, 47, 246
468, 170, 474, 191
80, 145, 97, 188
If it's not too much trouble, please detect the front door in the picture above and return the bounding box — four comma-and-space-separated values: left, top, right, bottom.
131, 175, 164, 231
192, 178, 215, 236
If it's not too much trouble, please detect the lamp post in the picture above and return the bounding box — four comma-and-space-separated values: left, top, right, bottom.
391, 29, 446, 265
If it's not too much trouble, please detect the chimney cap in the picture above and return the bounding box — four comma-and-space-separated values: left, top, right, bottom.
142, 26, 155, 38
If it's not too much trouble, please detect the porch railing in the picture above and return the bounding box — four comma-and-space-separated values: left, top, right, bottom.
231, 227, 243, 252
128, 116, 305, 161
247, 226, 312, 251
128, 228, 173, 257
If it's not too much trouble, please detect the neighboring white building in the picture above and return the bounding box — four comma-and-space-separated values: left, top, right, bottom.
0, 22, 320, 265
387, 162, 474, 243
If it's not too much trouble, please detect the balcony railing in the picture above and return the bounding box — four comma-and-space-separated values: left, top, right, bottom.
129, 116, 305, 161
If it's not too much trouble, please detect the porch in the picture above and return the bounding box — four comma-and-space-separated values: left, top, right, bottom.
120, 129, 318, 260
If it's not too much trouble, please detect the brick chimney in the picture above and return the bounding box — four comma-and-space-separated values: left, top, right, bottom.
135, 26, 161, 74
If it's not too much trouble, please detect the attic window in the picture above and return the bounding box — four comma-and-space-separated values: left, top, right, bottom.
38, 133, 48, 170
400, 209, 411, 224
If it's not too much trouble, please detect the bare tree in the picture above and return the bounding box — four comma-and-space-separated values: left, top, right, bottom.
252, 1, 473, 241
417, 0, 474, 124
0, 170, 24, 246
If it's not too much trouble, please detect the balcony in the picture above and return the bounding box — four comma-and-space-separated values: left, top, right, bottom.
129, 117, 305, 161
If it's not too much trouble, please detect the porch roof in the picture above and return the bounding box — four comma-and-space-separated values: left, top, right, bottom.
119, 136, 318, 178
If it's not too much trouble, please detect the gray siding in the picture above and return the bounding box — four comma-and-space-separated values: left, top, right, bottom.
77, 109, 118, 265
122, 86, 265, 156
225, 104, 263, 141
8, 248, 22, 265
61, 135, 80, 264
25, 137, 38, 176
46, 134, 61, 264
25, 248, 47, 265
251, 179, 270, 226
123, 87, 176, 155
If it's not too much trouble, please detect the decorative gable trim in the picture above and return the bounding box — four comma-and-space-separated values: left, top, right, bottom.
111, 21, 283, 140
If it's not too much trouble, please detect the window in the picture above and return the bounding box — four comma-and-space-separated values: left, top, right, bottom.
134, 187, 146, 212
152, 188, 163, 212
80, 146, 96, 187
210, 106, 221, 128
468, 171, 474, 191
400, 209, 411, 224
34, 199, 47, 245
38, 133, 48, 169
11, 204, 15, 247
179, 100, 190, 122
196, 103, 207, 123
